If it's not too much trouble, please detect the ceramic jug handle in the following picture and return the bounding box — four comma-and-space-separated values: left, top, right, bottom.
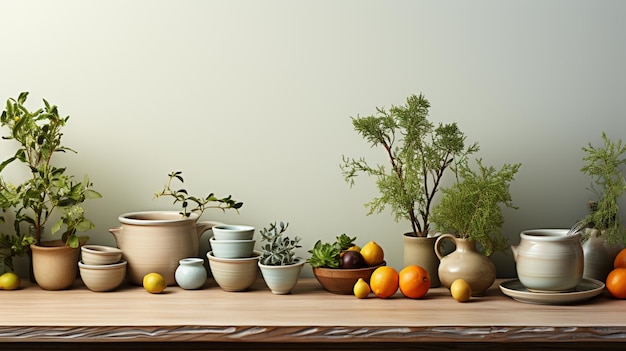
196, 221, 223, 236
435, 233, 457, 261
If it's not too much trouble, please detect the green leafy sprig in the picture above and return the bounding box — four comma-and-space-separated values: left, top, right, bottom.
154, 171, 243, 218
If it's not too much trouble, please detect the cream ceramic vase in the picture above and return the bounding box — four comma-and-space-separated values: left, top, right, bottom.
109, 211, 220, 285
582, 228, 623, 282
403, 234, 441, 287
435, 234, 496, 296
512, 229, 583, 292
31, 240, 80, 290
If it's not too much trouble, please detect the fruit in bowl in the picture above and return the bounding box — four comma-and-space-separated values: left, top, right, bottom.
308, 234, 386, 294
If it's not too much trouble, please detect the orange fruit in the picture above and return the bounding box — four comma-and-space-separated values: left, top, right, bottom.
606, 268, 626, 299
360, 241, 384, 267
398, 265, 430, 299
614, 248, 626, 269
369, 266, 399, 298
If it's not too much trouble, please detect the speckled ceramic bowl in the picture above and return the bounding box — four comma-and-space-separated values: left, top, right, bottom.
81, 245, 123, 265
207, 251, 260, 292
211, 225, 255, 241
79, 260, 127, 292
209, 237, 255, 258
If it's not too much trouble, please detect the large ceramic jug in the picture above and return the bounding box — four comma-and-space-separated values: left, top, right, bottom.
511, 229, 583, 292
109, 211, 220, 285
435, 234, 496, 296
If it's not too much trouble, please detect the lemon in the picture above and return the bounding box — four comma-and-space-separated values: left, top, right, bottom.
360, 241, 384, 267
0, 272, 20, 290
353, 278, 371, 299
450, 279, 471, 302
346, 245, 361, 252
143, 273, 167, 294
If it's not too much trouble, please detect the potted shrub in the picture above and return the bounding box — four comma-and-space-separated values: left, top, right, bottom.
257, 221, 305, 294
431, 158, 521, 295
578, 132, 626, 281
340, 93, 478, 286
109, 171, 243, 285
0, 92, 102, 290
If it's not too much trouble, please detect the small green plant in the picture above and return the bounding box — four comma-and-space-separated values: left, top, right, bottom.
431, 159, 521, 256
341, 93, 479, 237
306, 234, 355, 268
579, 132, 626, 245
0, 92, 101, 252
259, 221, 302, 266
154, 171, 243, 218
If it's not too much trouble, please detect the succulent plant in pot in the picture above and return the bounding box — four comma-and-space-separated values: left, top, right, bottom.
258, 221, 305, 295
340, 93, 478, 286
431, 158, 521, 295
0, 92, 102, 289
577, 132, 626, 281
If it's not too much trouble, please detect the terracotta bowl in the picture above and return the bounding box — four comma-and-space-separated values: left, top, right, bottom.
207, 251, 260, 292
79, 260, 127, 292
81, 245, 123, 265
312, 262, 386, 295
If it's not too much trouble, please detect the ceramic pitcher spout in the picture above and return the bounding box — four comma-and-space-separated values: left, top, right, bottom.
109, 227, 122, 247
511, 244, 519, 262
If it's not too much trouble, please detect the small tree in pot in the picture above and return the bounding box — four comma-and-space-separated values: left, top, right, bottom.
340, 93, 478, 285
0, 92, 101, 289
431, 158, 521, 295
258, 221, 305, 295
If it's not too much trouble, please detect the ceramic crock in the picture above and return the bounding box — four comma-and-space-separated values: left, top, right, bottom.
109, 211, 220, 285
403, 233, 441, 288
175, 258, 208, 290
512, 229, 583, 292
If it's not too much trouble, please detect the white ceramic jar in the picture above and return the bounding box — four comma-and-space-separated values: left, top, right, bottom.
512, 229, 584, 292
174, 258, 207, 290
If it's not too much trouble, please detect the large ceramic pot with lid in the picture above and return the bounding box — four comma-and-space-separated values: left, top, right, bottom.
109, 211, 220, 285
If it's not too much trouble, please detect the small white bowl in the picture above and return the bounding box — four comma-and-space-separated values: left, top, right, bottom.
81, 245, 123, 265
212, 225, 255, 240
207, 251, 260, 292
209, 237, 255, 258
79, 260, 127, 292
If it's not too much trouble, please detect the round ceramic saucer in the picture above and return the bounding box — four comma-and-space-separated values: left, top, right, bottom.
499, 278, 605, 305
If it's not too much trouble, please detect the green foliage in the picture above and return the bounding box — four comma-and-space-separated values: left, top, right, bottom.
341, 94, 478, 237
306, 240, 341, 268
335, 233, 356, 251
431, 159, 521, 256
154, 171, 243, 218
0, 92, 102, 250
580, 132, 626, 245
259, 221, 302, 266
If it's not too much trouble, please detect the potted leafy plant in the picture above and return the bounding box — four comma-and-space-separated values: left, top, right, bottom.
431, 158, 521, 295
578, 132, 626, 281
0, 92, 102, 290
257, 221, 305, 294
340, 93, 478, 286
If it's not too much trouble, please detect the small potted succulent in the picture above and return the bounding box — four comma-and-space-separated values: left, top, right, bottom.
340, 93, 478, 286
0, 92, 102, 290
431, 158, 521, 295
578, 132, 626, 280
257, 221, 305, 294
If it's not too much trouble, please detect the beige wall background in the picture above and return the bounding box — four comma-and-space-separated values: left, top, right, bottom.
1, 0, 625, 278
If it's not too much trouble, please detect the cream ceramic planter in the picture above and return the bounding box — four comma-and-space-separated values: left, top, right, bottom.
258, 257, 305, 295
31, 240, 80, 290
207, 251, 260, 292
109, 211, 220, 285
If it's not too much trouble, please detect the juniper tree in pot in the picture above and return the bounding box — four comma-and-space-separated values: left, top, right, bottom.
578, 132, 626, 281
0, 92, 101, 289
431, 158, 521, 295
340, 93, 478, 286
257, 221, 305, 295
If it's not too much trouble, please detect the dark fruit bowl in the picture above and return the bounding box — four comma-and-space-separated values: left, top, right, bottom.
312, 261, 386, 295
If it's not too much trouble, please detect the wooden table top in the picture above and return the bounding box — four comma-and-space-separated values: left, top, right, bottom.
0, 278, 624, 344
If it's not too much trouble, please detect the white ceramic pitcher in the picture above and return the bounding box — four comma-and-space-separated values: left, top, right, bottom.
511, 229, 584, 292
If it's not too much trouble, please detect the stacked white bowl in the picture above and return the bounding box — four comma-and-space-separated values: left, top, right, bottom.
79, 245, 126, 292
207, 225, 260, 291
